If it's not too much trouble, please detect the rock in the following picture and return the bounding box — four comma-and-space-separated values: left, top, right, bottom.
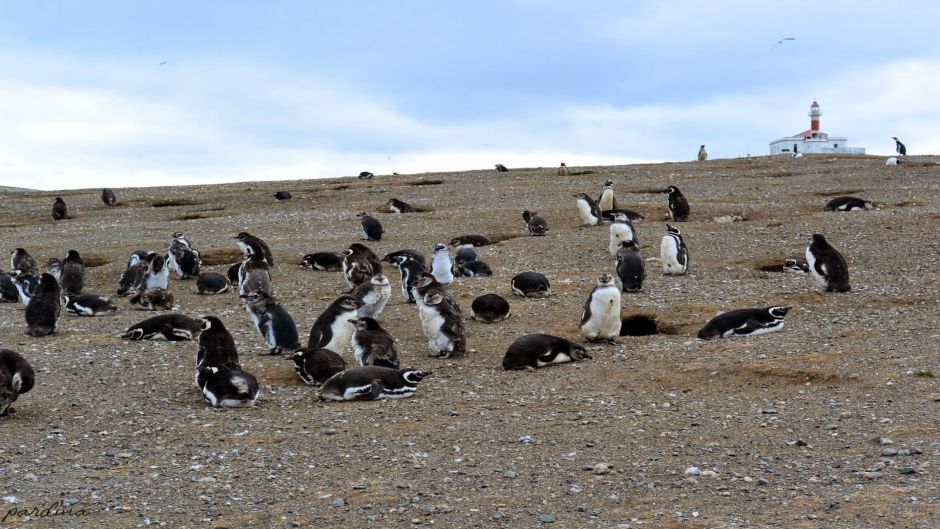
862, 471, 883, 479
684, 467, 700, 476
878, 437, 893, 445
207, 507, 221, 517
330, 498, 345, 508
881, 448, 898, 456
592, 463, 611, 475
62, 498, 79, 506
787, 439, 808, 447
757, 477, 770, 486
540, 514, 556, 523
899, 467, 916, 475
503, 471, 517, 479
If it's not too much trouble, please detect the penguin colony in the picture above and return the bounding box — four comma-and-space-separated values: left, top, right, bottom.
2, 153, 883, 416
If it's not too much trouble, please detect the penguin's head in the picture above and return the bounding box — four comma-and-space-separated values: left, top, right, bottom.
573, 192, 588, 199
810, 234, 827, 245
413, 273, 436, 289
200, 316, 225, 332
65, 250, 81, 261
891, 136, 898, 141
612, 212, 629, 223
356, 212, 370, 219
348, 317, 379, 331
664, 186, 679, 195
560, 162, 567, 167
597, 274, 614, 286
700, 145, 706, 149
122, 327, 145, 340
371, 274, 389, 286
433, 243, 448, 253
336, 296, 363, 311
569, 342, 592, 360
604, 179, 613, 187
665, 224, 681, 235
423, 292, 444, 306
54, 197, 64, 204
620, 240, 638, 250
402, 369, 432, 384
769, 306, 791, 318
522, 210, 533, 222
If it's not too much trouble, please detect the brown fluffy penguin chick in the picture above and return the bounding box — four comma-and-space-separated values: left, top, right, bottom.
350, 317, 400, 368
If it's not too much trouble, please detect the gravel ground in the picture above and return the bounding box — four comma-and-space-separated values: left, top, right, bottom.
0, 154, 938, 529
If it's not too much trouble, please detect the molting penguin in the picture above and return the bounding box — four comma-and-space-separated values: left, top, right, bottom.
342, 243, 382, 289
698, 306, 791, 340
319, 366, 431, 401
412, 274, 466, 358
892, 137, 906, 156
129, 287, 175, 311
510, 271, 551, 297
196, 365, 259, 408
660, 224, 689, 275
522, 210, 549, 236
167, 232, 201, 279
430, 244, 455, 284
782, 258, 809, 274
502, 334, 591, 370
143, 253, 170, 290
10, 248, 38, 276
558, 163, 569, 176
197, 316, 240, 370
470, 293, 511, 322
241, 290, 301, 355
60, 250, 85, 296
580, 274, 621, 343
573, 192, 603, 226
12, 270, 39, 306
294, 348, 347, 386
0, 349, 35, 416
494, 164, 509, 172
25, 273, 61, 336
453, 246, 478, 266
307, 296, 363, 354
274, 191, 292, 200
597, 179, 617, 212
117, 253, 148, 296
196, 272, 230, 294
350, 317, 400, 368
824, 196, 874, 212
234, 232, 274, 266
0, 274, 18, 303
454, 260, 493, 277
387, 198, 418, 213
51, 197, 68, 221
122, 313, 202, 341
665, 185, 690, 222
382, 249, 425, 269
300, 252, 342, 271
806, 234, 851, 292
449, 235, 493, 247
697, 145, 708, 161
65, 293, 117, 316
357, 212, 384, 241
352, 273, 392, 318
608, 212, 638, 256
395, 254, 425, 302
238, 252, 272, 296
101, 188, 117, 206
45, 258, 62, 281
615, 240, 645, 292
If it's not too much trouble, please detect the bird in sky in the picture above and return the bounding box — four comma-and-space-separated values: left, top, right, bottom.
772, 37, 796, 50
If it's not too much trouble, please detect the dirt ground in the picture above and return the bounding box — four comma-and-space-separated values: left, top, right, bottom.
0, 154, 938, 528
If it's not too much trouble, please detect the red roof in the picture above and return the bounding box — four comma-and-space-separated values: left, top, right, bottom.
793, 129, 828, 140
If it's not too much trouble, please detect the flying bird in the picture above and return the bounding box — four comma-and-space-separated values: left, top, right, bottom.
159, 61, 167, 66
772, 37, 796, 50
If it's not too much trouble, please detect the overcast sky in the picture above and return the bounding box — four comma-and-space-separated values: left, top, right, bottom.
1, 1, 938, 190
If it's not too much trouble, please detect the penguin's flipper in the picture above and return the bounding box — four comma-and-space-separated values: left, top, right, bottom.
732, 318, 764, 336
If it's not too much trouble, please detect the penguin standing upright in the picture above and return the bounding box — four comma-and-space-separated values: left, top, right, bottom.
665, 186, 690, 222
350, 317, 400, 368
167, 232, 201, 279
25, 273, 61, 336
395, 254, 425, 302
0, 349, 35, 416
579, 274, 621, 343
892, 137, 906, 156
242, 290, 301, 355
117, 252, 148, 296
60, 250, 85, 296
10, 248, 38, 276
522, 210, 549, 236
697, 145, 708, 161
307, 296, 363, 354
411, 274, 466, 358
495, 164, 509, 172
51, 197, 68, 221
597, 180, 617, 212
608, 212, 638, 256
143, 253, 170, 290
197, 316, 240, 370
573, 193, 603, 226
615, 240, 645, 292
238, 252, 272, 296
558, 163, 569, 176
430, 244, 455, 284
358, 212, 384, 241
660, 224, 689, 275
11, 270, 39, 306
342, 243, 382, 289
0, 274, 19, 303
806, 234, 851, 292
101, 188, 116, 206
234, 232, 274, 266
351, 273, 391, 318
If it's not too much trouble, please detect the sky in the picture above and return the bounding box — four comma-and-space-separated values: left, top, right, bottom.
1, 1, 939, 190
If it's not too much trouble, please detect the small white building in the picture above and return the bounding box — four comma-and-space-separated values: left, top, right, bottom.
769, 101, 865, 155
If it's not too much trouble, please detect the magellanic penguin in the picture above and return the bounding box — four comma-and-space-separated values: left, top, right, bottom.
10, 248, 38, 276
697, 145, 708, 161
12, 270, 39, 306
117, 253, 148, 296
510, 271, 551, 297
395, 254, 425, 302
0, 274, 19, 303
307, 296, 363, 354
698, 306, 791, 340
359, 171, 375, 179
885, 156, 901, 166
615, 240, 645, 292
892, 137, 906, 156
101, 188, 116, 206
454, 260, 493, 277
196, 365, 260, 408
342, 243, 382, 289
143, 253, 170, 290
226, 262, 241, 284
824, 196, 874, 212
51, 197, 68, 221
597, 180, 617, 212
238, 252, 272, 296
660, 224, 689, 275
0, 349, 35, 416
300, 252, 343, 271
65, 293, 117, 316
558, 163, 569, 176
782, 258, 809, 274
25, 273, 61, 337
197, 316, 241, 371
411, 273, 467, 358
129, 288, 175, 311
357, 212, 384, 241
522, 210, 549, 236
234, 232, 274, 267
382, 249, 425, 269
319, 366, 431, 401
45, 258, 62, 281
449, 235, 493, 247
502, 334, 591, 370
470, 293, 511, 322
351, 274, 392, 319
122, 313, 203, 341
430, 244, 455, 285
387, 198, 418, 213
608, 212, 638, 256
167, 232, 201, 279
495, 164, 509, 173
196, 272, 230, 294
453, 246, 478, 266
664, 185, 690, 222
806, 234, 851, 292
580, 274, 621, 343
601, 209, 645, 223
60, 250, 85, 296
274, 191, 292, 200
241, 290, 301, 355
294, 348, 347, 386
350, 317, 400, 368
573, 192, 603, 226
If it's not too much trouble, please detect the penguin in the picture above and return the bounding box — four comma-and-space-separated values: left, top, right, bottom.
608, 212, 638, 256
319, 367, 431, 401
698, 306, 791, 340
359, 171, 375, 179
522, 210, 549, 236
470, 293, 510, 323
143, 253, 170, 290
352, 273, 392, 318
557, 163, 569, 176
892, 137, 906, 156
60, 249, 85, 296
579, 274, 621, 343
697, 145, 708, 161
350, 317, 400, 368
494, 164, 509, 173
300, 252, 343, 271
357, 212, 384, 241
122, 314, 203, 341
395, 254, 425, 302
806, 234, 851, 292
449, 235, 493, 247
273, 191, 292, 200
294, 348, 347, 386
573, 192, 603, 226
196, 316, 240, 370
129, 288, 175, 311
824, 196, 874, 212
0, 274, 18, 302
382, 249, 425, 269
51, 197, 68, 221
454, 260, 493, 277
234, 232, 274, 267
885, 157, 901, 166
665, 186, 690, 222
660, 224, 689, 275
126, 250, 149, 269
227, 262, 241, 284
387, 198, 417, 213
12, 270, 39, 305
167, 232, 201, 279
64, 293, 117, 316
241, 290, 302, 355
782, 258, 809, 274
601, 209, 645, 223
25, 273, 61, 337
10, 248, 38, 276
196, 365, 260, 408
502, 334, 591, 370
343, 258, 374, 291
412, 274, 466, 358
44, 258, 62, 282
430, 244, 455, 284
791, 145, 803, 159
238, 252, 272, 296
510, 271, 551, 297
597, 179, 617, 212
117, 254, 148, 296
453, 246, 478, 266
196, 272, 230, 294
101, 188, 116, 206
342, 244, 382, 289
615, 240, 645, 292
0, 349, 34, 416
307, 296, 363, 354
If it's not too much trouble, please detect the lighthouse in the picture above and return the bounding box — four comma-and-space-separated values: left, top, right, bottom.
769, 100, 864, 155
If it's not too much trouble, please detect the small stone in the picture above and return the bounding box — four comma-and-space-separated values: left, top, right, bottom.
540, 514, 556, 523
787, 439, 808, 447
881, 448, 898, 457
62, 498, 79, 506
449, 411, 460, 416
197, 476, 216, 483
577, 504, 588, 512
863, 471, 883, 479
323, 428, 337, 436
899, 467, 916, 475
117, 451, 134, 458
592, 463, 611, 475
207, 507, 221, 517
840, 411, 854, 419
757, 478, 770, 486
493, 511, 506, 520
879, 437, 893, 445
684, 467, 700, 476
761, 408, 778, 415
292, 522, 301, 527
330, 498, 345, 508
700, 470, 718, 478
503, 471, 517, 479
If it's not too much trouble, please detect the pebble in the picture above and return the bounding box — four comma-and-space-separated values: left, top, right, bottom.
197, 476, 216, 483
878, 437, 893, 445
330, 498, 345, 508
323, 428, 337, 436
117, 451, 134, 458
757, 477, 770, 486
493, 511, 507, 520
862, 471, 883, 479
881, 448, 898, 457
62, 498, 79, 506
899, 467, 916, 475
503, 471, 517, 479
592, 463, 611, 475
207, 507, 221, 517
540, 514, 556, 523
684, 467, 700, 476
700, 470, 718, 478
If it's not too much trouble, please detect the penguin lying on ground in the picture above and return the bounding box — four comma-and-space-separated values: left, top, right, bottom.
823, 196, 874, 212
511, 272, 551, 297
449, 235, 493, 247
65, 293, 117, 316
294, 348, 347, 386
196, 365, 260, 408
196, 272, 230, 294
319, 366, 431, 401
129, 288, 175, 311
300, 252, 343, 271
470, 293, 511, 322
502, 334, 591, 370
387, 198, 418, 213
122, 314, 203, 341
698, 306, 791, 340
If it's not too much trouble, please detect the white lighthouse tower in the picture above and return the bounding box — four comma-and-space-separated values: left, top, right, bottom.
769, 100, 864, 155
